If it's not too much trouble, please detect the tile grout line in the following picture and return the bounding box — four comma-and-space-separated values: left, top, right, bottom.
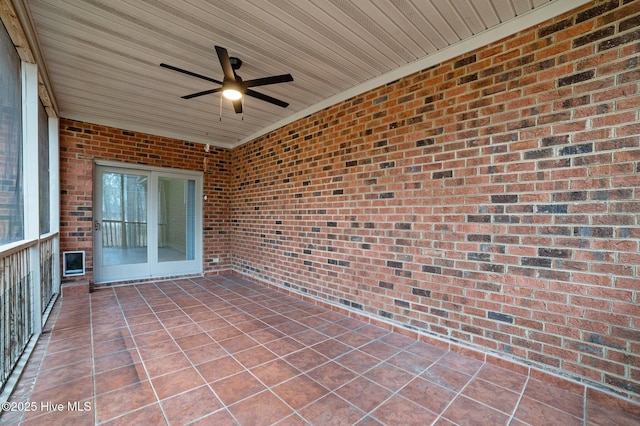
132, 280, 224, 424
150, 278, 245, 424
96, 285, 168, 425
433, 359, 486, 425
507, 370, 530, 425
433, 362, 535, 424
1, 299, 61, 424
205, 275, 476, 425
18, 298, 75, 424
186, 276, 335, 424
130, 283, 174, 425
514, 375, 587, 424
191, 276, 336, 424
354, 346, 448, 425
186, 276, 411, 424
90, 290, 97, 425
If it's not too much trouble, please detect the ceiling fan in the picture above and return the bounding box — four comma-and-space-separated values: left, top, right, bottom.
161, 46, 293, 114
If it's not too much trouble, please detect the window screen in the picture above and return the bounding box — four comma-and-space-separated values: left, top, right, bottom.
0, 21, 23, 245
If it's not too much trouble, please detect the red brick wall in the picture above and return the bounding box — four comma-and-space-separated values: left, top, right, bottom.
59, 119, 232, 283
231, 1, 640, 398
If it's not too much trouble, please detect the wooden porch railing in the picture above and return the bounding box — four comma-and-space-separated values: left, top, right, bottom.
0, 233, 59, 394
102, 220, 147, 248
39, 234, 56, 313
0, 241, 34, 390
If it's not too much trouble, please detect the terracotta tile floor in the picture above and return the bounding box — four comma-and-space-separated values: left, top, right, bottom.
2, 275, 639, 425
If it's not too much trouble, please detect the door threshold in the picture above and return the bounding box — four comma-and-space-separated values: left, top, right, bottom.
92, 273, 205, 289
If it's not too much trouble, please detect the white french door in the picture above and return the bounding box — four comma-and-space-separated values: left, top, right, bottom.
94, 163, 203, 283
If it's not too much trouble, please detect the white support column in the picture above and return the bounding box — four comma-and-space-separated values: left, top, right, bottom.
49, 116, 61, 295
22, 61, 41, 334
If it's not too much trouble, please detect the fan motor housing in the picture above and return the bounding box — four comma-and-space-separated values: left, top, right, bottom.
229, 57, 242, 70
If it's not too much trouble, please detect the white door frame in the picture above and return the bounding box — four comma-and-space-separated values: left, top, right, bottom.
93, 160, 203, 283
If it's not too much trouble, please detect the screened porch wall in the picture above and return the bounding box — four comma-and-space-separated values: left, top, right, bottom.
0, 12, 60, 396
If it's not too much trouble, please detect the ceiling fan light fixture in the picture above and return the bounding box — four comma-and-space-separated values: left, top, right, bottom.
162, 46, 293, 114
223, 85, 242, 100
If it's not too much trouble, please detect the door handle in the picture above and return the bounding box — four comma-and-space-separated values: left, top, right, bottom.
94, 221, 101, 231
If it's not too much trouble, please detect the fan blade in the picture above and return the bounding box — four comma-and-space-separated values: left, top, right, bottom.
244, 74, 293, 88
232, 99, 243, 114
160, 63, 222, 85
245, 89, 289, 108
215, 46, 236, 82
181, 88, 222, 99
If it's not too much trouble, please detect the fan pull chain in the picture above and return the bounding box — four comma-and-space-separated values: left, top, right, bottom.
241, 97, 244, 121
219, 95, 223, 121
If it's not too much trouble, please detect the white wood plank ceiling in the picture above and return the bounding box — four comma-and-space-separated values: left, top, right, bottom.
23, 0, 589, 148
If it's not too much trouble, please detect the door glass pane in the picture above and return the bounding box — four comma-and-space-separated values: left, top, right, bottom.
102, 172, 148, 266
158, 177, 195, 262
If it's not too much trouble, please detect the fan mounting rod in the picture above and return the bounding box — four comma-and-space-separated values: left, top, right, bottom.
229, 57, 242, 70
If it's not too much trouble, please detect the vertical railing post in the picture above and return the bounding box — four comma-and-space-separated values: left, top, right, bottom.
49, 117, 60, 296
1, 256, 6, 385
22, 62, 41, 334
